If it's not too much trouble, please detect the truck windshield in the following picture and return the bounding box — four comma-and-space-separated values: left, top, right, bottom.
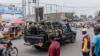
62, 24, 71, 32
62, 25, 68, 30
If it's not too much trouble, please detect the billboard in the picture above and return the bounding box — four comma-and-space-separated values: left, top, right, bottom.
0, 6, 22, 14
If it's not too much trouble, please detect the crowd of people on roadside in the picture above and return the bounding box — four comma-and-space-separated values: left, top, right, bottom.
48, 24, 100, 56
81, 25, 100, 56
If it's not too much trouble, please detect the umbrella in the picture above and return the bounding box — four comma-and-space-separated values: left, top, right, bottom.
10, 19, 25, 24
5, 23, 12, 26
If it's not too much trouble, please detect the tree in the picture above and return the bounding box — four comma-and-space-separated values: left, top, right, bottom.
65, 12, 79, 21
65, 13, 74, 19
74, 15, 79, 18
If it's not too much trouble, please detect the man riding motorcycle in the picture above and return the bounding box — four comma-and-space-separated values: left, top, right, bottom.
0, 30, 7, 56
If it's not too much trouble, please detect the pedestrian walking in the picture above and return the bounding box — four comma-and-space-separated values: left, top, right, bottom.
82, 28, 91, 56
92, 25, 100, 56
48, 33, 60, 56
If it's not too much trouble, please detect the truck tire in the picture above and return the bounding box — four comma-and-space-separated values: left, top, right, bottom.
70, 35, 76, 43
34, 46, 42, 50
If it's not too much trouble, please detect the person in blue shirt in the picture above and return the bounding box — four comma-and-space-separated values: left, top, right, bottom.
92, 25, 100, 56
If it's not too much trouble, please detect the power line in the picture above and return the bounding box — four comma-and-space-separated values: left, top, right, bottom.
39, 2, 100, 8
39, 2, 100, 12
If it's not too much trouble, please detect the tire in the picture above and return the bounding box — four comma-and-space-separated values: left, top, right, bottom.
58, 35, 64, 43
9, 47, 18, 56
34, 46, 42, 50
70, 35, 76, 43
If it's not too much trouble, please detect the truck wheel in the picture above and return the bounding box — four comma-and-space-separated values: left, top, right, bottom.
34, 46, 41, 50
58, 35, 64, 43
70, 35, 76, 43
18, 35, 22, 39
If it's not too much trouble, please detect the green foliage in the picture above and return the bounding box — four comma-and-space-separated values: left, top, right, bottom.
65, 13, 78, 20
65, 13, 74, 19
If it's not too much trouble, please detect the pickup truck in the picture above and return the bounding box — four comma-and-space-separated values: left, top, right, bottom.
24, 21, 76, 49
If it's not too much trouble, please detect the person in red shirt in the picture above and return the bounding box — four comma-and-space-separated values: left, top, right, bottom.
48, 33, 60, 56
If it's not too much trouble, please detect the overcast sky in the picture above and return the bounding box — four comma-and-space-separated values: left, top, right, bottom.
0, 0, 100, 19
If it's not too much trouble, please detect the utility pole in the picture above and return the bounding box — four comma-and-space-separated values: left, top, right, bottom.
37, 0, 39, 21
50, 4, 52, 14
28, 0, 31, 19
33, 0, 37, 21
22, 0, 26, 20
32, 7, 34, 14
46, 4, 48, 14
35, 0, 39, 22
56, 5, 58, 19
22, 0, 26, 36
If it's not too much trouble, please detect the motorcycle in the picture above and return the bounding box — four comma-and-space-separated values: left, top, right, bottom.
0, 39, 18, 56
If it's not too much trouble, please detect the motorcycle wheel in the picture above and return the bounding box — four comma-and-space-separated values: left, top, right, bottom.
9, 47, 18, 56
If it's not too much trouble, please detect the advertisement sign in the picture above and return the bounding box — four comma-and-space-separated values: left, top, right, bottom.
0, 6, 22, 14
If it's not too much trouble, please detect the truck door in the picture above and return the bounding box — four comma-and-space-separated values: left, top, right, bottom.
62, 25, 72, 39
